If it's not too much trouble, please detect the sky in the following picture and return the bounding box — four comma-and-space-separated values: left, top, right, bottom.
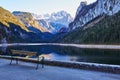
0, 0, 96, 17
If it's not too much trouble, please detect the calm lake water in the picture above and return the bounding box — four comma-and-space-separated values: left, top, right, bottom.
0, 45, 120, 65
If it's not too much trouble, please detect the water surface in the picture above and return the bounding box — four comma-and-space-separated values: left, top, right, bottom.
0, 44, 120, 65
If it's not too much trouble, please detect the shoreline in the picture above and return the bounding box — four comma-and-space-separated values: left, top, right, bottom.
0, 43, 120, 50
0, 55, 120, 74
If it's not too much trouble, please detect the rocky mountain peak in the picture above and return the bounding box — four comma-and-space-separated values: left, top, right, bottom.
76, 1, 87, 16
70, 0, 120, 30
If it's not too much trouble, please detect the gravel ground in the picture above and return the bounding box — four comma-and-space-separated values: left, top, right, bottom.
0, 59, 120, 80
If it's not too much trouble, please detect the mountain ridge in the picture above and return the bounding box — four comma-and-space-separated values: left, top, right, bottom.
70, 0, 120, 30
60, 11, 120, 44
0, 7, 46, 43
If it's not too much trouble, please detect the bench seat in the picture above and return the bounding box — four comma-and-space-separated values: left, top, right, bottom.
10, 49, 44, 70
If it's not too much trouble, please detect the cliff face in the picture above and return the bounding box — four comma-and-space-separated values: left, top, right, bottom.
70, 0, 120, 30
13, 11, 48, 32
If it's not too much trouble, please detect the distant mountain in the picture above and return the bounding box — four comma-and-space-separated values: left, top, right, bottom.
70, 0, 120, 30
12, 11, 54, 41
33, 11, 73, 34
46, 11, 73, 27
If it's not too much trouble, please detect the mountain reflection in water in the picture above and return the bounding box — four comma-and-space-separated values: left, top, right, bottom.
0, 45, 120, 65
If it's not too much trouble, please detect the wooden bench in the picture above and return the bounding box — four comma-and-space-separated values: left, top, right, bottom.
10, 49, 44, 70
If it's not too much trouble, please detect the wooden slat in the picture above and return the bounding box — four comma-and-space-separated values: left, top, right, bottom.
11, 50, 37, 57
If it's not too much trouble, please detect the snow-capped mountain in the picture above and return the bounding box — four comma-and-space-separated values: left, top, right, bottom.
13, 11, 73, 34
70, 0, 120, 30
48, 11, 73, 26
32, 11, 73, 34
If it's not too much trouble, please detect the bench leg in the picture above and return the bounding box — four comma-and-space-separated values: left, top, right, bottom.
10, 56, 13, 65
36, 63, 39, 70
36, 57, 39, 70
16, 58, 19, 64
36, 56, 44, 70
41, 57, 44, 68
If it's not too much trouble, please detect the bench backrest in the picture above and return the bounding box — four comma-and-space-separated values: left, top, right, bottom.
11, 50, 37, 57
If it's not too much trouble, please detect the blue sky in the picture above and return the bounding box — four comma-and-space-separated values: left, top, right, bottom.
0, 0, 96, 17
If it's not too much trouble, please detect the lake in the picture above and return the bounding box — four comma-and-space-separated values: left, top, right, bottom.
0, 44, 120, 65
